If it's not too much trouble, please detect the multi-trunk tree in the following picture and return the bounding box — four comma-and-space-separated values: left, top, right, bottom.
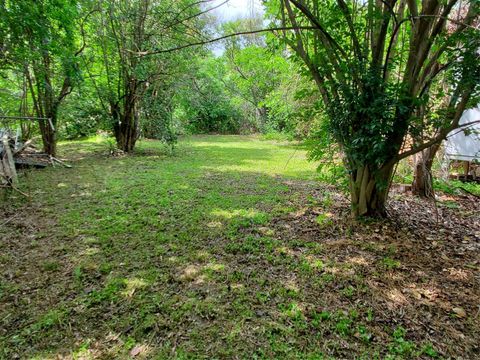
85, 0, 207, 152
270, 0, 479, 217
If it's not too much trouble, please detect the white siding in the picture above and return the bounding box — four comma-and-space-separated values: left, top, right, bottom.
445, 105, 480, 161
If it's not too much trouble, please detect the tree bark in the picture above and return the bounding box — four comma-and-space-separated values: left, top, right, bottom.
412, 142, 440, 198
114, 115, 138, 152
113, 97, 139, 152
38, 101, 59, 156
39, 117, 57, 156
27, 62, 71, 157
350, 164, 394, 218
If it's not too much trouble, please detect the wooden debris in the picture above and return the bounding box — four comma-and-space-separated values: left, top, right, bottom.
0, 129, 72, 188
50, 156, 72, 168
13, 139, 34, 155
1, 132, 18, 186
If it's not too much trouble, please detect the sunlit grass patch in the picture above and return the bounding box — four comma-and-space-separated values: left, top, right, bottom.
0, 135, 468, 359
211, 208, 269, 223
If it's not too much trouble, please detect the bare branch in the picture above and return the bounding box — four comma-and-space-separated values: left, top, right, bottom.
134, 26, 318, 56
446, 120, 480, 138
396, 90, 473, 161
161, 0, 228, 32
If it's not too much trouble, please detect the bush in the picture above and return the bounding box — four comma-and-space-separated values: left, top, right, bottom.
60, 115, 99, 140
140, 92, 178, 149
58, 90, 107, 140
261, 130, 293, 141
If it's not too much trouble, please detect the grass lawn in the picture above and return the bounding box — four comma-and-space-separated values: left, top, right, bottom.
1, 135, 479, 359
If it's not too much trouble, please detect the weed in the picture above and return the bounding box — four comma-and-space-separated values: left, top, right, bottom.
41, 261, 60, 272
321, 191, 333, 208
86, 278, 126, 306
311, 310, 331, 327
99, 262, 113, 275
315, 213, 334, 227
341, 285, 356, 298
388, 327, 416, 357
73, 266, 83, 284
434, 179, 480, 197
256, 291, 270, 303
366, 308, 374, 322
440, 200, 460, 209
356, 325, 372, 343
382, 257, 400, 269
335, 317, 352, 336
421, 343, 439, 358
31, 309, 68, 331
225, 236, 276, 255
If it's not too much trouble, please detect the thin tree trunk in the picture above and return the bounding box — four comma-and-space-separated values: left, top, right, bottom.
412, 143, 440, 198
350, 164, 394, 217
38, 116, 56, 156
39, 81, 59, 157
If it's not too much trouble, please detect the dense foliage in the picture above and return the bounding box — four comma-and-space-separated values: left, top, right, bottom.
0, 0, 81, 155
1, 0, 478, 217
267, 0, 480, 216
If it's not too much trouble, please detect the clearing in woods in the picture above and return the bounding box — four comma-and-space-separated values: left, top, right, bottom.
1, 135, 479, 358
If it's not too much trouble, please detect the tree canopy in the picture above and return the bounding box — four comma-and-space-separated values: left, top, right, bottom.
0, 0, 478, 216
267, 0, 479, 216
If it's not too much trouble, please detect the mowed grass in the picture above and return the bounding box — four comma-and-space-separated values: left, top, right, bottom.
1, 135, 322, 358
1, 135, 471, 359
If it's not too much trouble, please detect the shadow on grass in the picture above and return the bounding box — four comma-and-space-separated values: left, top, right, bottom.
2, 136, 475, 358
1, 136, 319, 357
0, 165, 308, 357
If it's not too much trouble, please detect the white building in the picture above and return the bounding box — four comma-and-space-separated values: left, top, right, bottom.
445, 105, 480, 162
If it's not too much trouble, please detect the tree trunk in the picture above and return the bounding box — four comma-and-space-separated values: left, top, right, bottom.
38, 115, 56, 156
113, 106, 138, 152
112, 78, 140, 152
350, 164, 394, 218
412, 143, 440, 198
29, 59, 65, 157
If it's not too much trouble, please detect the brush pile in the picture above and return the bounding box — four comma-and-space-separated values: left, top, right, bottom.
0, 129, 69, 188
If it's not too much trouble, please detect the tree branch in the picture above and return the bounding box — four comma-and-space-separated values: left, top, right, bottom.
395, 90, 473, 161
288, 0, 348, 59
134, 26, 318, 56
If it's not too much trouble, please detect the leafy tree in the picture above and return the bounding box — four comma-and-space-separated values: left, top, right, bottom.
263, 61, 322, 137
84, 0, 207, 152
58, 87, 107, 139
411, 4, 480, 197
223, 45, 286, 130
140, 80, 178, 148
268, 0, 479, 217
0, 0, 82, 155
175, 56, 242, 134
221, 18, 289, 131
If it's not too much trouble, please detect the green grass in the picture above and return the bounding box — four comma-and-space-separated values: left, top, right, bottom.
434, 179, 480, 196
0, 135, 451, 358
1, 135, 323, 358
